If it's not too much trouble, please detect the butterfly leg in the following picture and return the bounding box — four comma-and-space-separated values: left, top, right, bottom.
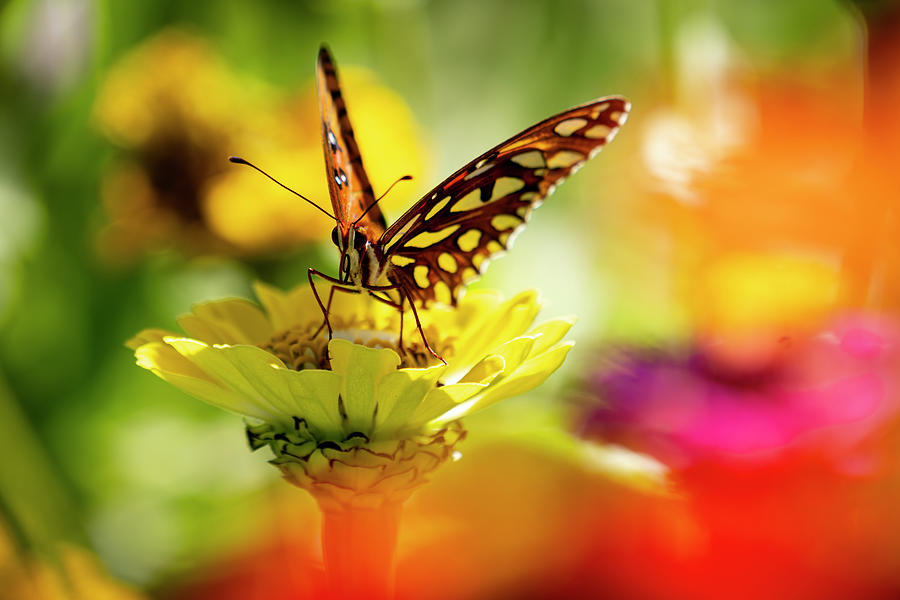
367, 284, 444, 364
363, 289, 408, 356
311, 284, 358, 339
402, 290, 446, 366
398, 295, 405, 352
308, 268, 356, 339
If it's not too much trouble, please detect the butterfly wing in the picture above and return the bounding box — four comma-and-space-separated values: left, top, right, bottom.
380, 96, 630, 305
316, 46, 386, 237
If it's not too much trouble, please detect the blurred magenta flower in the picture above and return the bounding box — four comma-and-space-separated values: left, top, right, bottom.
579, 315, 900, 468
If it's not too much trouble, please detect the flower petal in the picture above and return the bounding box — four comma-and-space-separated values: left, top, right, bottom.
458, 355, 505, 385
134, 342, 261, 416
525, 317, 577, 357
443, 290, 541, 383
214, 345, 305, 418
432, 342, 574, 424
278, 368, 345, 439
126, 328, 176, 349
254, 281, 303, 332
178, 298, 272, 345
328, 339, 401, 435
406, 382, 486, 429
492, 336, 537, 377
165, 338, 283, 420
373, 364, 446, 436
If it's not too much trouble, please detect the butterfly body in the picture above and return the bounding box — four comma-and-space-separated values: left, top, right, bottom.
333, 224, 393, 289
272, 47, 629, 360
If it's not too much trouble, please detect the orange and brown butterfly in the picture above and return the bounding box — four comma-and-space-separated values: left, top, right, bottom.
232, 46, 629, 361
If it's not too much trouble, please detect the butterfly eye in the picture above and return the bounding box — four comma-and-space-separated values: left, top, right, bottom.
331, 227, 340, 248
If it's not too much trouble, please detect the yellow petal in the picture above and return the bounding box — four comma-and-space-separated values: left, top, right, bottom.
178, 298, 272, 344
431, 342, 574, 426
328, 339, 401, 435
175, 315, 223, 345
443, 290, 541, 382
453, 335, 534, 389
253, 281, 298, 332
524, 317, 577, 357
135, 341, 210, 380
279, 368, 345, 439
126, 328, 176, 349
458, 355, 505, 385
374, 364, 446, 436
165, 338, 283, 420
134, 343, 265, 418
458, 342, 575, 418
491, 336, 536, 377
407, 382, 486, 429
215, 345, 300, 418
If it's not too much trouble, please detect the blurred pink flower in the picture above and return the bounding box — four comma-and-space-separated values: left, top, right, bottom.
579, 315, 900, 468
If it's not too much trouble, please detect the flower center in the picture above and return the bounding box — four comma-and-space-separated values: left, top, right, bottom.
259, 321, 443, 370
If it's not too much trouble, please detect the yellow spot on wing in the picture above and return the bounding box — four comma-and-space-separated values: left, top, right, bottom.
490, 177, 525, 201
461, 267, 478, 284
385, 215, 419, 249
405, 225, 460, 248
437, 252, 458, 273
491, 215, 521, 231
426, 196, 451, 220
584, 124, 612, 139
510, 150, 545, 168
451, 189, 482, 212
547, 150, 585, 169
554, 118, 588, 136
486, 241, 503, 255
432, 281, 453, 304
391, 255, 415, 267
457, 229, 482, 252
413, 265, 430, 288
590, 102, 610, 119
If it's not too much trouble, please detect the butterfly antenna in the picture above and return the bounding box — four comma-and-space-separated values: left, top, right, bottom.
353, 174, 413, 226
229, 156, 337, 220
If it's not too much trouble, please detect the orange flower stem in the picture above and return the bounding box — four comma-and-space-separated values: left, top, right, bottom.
321, 502, 403, 600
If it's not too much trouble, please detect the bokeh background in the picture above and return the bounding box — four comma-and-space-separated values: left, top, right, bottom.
2, 0, 900, 598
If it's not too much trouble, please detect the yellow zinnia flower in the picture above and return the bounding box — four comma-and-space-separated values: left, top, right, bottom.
127, 284, 573, 510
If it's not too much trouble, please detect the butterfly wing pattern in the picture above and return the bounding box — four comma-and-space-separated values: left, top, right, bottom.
380, 97, 630, 306
316, 46, 386, 237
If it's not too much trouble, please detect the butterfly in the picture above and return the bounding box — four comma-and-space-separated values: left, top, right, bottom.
233, 46, 629, 362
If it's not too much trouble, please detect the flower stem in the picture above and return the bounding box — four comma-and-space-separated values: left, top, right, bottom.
321, 502, 403, 600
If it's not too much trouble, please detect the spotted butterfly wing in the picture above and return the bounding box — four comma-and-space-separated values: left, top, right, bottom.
316, 46, 386, 238
380, 97, 630, 306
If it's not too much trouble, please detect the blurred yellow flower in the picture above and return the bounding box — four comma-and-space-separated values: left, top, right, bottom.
94, 29, 429, 259
693, 251, 840, 374
128, 284, 573, 510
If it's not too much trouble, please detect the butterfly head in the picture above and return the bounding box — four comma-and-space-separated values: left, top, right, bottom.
331, 223, 384, 287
